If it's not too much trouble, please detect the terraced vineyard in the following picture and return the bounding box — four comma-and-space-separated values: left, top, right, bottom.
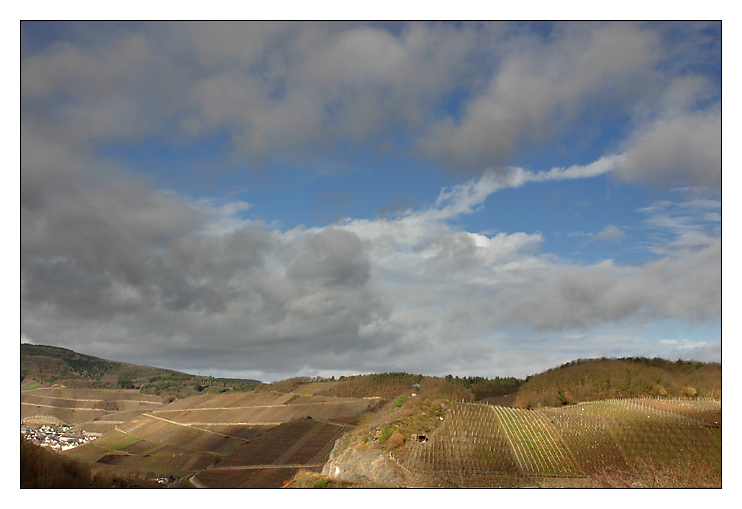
62, 389, 371, 486
21, 386, 165, 431
190, 420, 347, 488
394, 398, 720, 486
149, 391, 374, 425
64, 416, 257, 476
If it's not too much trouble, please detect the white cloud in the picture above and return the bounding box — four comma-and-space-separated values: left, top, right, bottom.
659, 339, 708, 350
21, 22, 719, 192
657, 340, 721, 363
21, 135, 721, 380
416, 23, 663, 171
595, 225, 626, 242
20, 22, 721, 381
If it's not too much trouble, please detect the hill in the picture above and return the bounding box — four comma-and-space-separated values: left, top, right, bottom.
21, 343, 260, 401
20, 346, 722, 488
256, 372, 522, 402
21, 385, 166, 432
320, 397, 720, 488
21, 437, 161, 488
61, 387, 379, 488
513, 357, 721, 408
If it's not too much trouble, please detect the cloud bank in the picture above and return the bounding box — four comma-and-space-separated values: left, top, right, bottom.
21, 21, 721, 380
21, 144, 720, 379
22, 22, 720, 186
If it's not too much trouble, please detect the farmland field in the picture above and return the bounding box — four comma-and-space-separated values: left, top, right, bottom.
189, 419, 347, 487
192, 466, 305, 488
217, 420, 345, 467
149, 391, 374, 425
45, 380, 720, 488
60, 389, 369, 486
393, 398, 720, 487
21, 386, 165, 428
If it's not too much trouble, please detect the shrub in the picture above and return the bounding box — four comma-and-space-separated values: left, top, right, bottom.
392, 397, 407, 409
313, 479, 332, 488
388, 432, 405, 449
377, 427, 393, 444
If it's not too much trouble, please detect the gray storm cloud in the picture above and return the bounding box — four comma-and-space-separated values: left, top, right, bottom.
20, 146, 721, 379
21, 21, 721, 380
493, 240, 720, 331
613, 109, 721, 190
22, 21, 720, 184
21, 127, 391, 375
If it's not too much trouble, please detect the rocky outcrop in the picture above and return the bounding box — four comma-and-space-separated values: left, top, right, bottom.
322, 438, 418, 487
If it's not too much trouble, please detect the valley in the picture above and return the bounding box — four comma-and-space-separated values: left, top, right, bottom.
20, 345, 722, 488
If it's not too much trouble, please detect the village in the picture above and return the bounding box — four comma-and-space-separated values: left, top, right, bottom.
21, 424, 99, 451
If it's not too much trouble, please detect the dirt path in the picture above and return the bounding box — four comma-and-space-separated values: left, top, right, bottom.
207, 464, 324, 470
142, 413, 256, 439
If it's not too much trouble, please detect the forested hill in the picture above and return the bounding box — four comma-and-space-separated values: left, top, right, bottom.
513, 357, 721, 408
21, 344, 720, 407
21, 343, 192, 383
20, 343, 260, 400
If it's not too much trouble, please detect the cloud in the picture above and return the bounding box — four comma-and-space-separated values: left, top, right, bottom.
658, 340, 721, 363
376, 195, 415, 218
21, 21, 719, 193
20, 22, 721, 380
595, 225, 626, 243
416, 22, 663, 172
612, 108, 721, 190
567, 225, 626, 243
492, 239, 720, 331
637, 196, 721, 256
21, 134, 721, 380
23, 22, 484, 165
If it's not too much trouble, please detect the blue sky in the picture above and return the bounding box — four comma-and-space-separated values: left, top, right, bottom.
20, 21, 721, 381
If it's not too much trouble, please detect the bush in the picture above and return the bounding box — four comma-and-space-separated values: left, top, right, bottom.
392, 397, 407, 409
313, 479, 332, 488
377, 427, 393, 444
388, 432, 405, 449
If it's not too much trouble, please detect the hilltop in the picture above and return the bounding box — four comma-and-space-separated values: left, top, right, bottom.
22, 344, 721, 407
514, 357, 721, 408
21, 343, 260, 401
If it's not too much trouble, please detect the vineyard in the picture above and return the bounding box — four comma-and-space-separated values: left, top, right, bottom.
189, 419, 347, 488
148, 391, 375, 425
62, 389, 367, 486
20, 386, 165, 430
392, 398, 721, 487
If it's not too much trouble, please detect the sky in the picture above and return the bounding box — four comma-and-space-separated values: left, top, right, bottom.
20, 21, 722, 382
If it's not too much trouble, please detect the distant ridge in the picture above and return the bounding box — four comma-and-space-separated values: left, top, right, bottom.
21, 344, 720, 406
21, 343, 261, 401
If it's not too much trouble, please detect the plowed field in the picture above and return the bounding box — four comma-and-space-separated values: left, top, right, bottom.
219, 420, 344, 467
193, 466, 306, 488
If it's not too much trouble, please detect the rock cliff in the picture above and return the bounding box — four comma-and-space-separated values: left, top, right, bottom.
321, 437, 420, 487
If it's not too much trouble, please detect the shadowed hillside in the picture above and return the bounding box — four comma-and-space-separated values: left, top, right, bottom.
21, 343, 260, 401
21, 436, 161, 488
